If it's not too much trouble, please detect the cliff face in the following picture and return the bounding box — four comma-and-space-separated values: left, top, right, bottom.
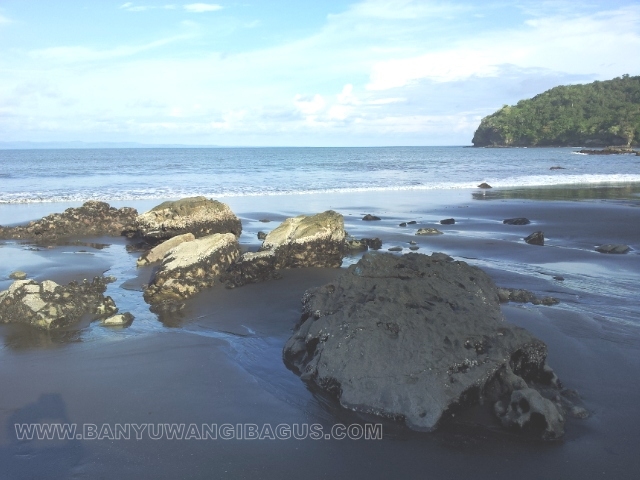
472, 75, 640, 147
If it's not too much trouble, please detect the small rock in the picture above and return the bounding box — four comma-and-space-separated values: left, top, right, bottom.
388, 246, 403, 252
102, 312, 134, 326
409, 241, 417, 245
362, 214, 381, 221
362, 238, 382, 250
596, 244, 630, 254
550, 166, 565, 170
9, 271, 27, 280
553, 276, 565, 281
259, 219, 271, 223
416, 228, 443, 235
477, 182, 492, 189
503, 218, 531, 225
257, 231, 268, 240
440, 218, 455, 225
409, 246, 419, 251
399, 222, 407, 227
524, 231, 544, 246
407, 221, 417, 225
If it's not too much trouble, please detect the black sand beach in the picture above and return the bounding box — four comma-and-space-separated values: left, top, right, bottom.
1, 185, 639, 479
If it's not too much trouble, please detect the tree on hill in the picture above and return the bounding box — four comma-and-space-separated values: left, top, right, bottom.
472, 75, 640, 147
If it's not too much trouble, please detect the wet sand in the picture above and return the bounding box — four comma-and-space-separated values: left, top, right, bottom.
1, 185, 640, 479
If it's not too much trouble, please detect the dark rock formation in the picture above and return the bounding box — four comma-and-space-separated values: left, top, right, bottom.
362, 214, 381, 221
409, 246, 419, 251
440, 218, 455, 225
495, 388, 564, 440
0, 201, 137, 243
416, 228, 443, 235
596, 244, 630, 254
0, 277, 119, 329
283, 253, 571, 437
387, 246, 403, 252
407, 221, 417, 225
362, 238, 382, 250
399, 222, 407, 227
223, 211, 345, 287
525, 231, 545, 246
549, 166, 565, 170
497, 288, 559, 306
478, 183, 492, 189
503, 218, 531, 225
133, 197, 242, 242
578, 147, 639, 155
257, 231, 268, 240
144, 233, 240, 309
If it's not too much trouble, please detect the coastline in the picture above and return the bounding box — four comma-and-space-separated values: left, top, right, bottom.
1, 184, 640, 478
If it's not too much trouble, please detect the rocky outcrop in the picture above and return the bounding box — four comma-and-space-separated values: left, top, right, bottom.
440, 218, 455, 225
133, 197, 242, 242
525, 231, 545, 246
223, 211, 345, 287
578, 147, 639, 155
497, 288, 559, 306
0, 277, 119, 329
143, 233, 240, 308
362, 214, 381, 221
344, 237, 382, 251
283, 253, 573, 438
136, 233, 195, 266
477, 183, 492, 189
503, 218, 531, 225
0, 201, 137, 243
495, 388, 565, 440
596, 244, 630, 254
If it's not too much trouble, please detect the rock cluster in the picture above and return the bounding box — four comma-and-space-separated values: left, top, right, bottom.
497, 288, 559, 306
133, 196, 242, 242
283, 253, 576, 438
0, 277, 120, 329
416, 228, 443, 235
0, 201, 137, 243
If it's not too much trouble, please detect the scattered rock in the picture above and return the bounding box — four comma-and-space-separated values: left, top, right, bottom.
478, 182, 492, 189
407, 221, 417, 225
9, 271, 27, 280
0, 201, 137, 243
283, 253, 568, 436
0, 277, 118, 329
497, 288, 559, 306
524, 231, 545, 246
133, 197, 242, 242
416, 228, 443, 235
596, 244, 630, 254
144, 233, 240, 308
136, 233, 195, 266
362, 214, 381, 221
409, 246, 419, 251
388, 246, 403, 252
223, 211, 345, 287
102, 312, 134, 327
399, 222, 407, 227
440, 218, 455, 225
549, 166, 565, 170
503, 218, 531, 225
257, 231, 268, 240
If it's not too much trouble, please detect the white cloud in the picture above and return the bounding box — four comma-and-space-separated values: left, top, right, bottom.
0, 14, 12, 24
119, 3, 177, 12
183, 3, 223, 13
294, 94, 326, 116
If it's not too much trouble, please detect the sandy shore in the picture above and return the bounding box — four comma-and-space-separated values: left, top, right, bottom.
1, 185, 639, 479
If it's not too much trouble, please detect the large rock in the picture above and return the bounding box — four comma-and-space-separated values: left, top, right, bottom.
134, 197, 242, 242
223, 211, 345, 287
137, 233, 195, 266
0, 201, 137, 242
0, 277, 118, 329
524, 231, 544, 246
144, 233, 240, 307
283, 253, 567, 436
596, 244, 630, 254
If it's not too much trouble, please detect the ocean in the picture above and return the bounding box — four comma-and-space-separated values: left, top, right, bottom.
1, 146, 640, 204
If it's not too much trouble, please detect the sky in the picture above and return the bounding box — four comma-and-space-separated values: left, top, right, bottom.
1, 0, 639, 146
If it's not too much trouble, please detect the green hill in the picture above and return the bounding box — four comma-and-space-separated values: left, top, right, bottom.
472, 75, 640, 147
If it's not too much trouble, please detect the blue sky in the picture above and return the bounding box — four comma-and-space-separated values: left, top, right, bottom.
1, 0, 639, 146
